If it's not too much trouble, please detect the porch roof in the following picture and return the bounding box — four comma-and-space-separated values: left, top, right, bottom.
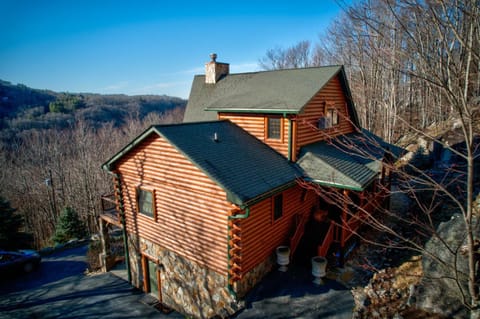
297, 130, 402, 191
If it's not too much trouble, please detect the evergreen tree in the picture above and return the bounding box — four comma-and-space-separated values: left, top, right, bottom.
0, 196, 32, 249
52, 206, 87, 244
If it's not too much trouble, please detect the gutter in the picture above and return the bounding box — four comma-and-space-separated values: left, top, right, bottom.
226, 206, 251, 299
205, 108, 299, 115
288, 118, 293, 161
242, 181, 297, 208
304, 177, 373, 192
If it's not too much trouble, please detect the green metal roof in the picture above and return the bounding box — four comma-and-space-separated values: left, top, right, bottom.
183, 65, 359, 125
103, 120, 302, 207
297, 130, 403, 191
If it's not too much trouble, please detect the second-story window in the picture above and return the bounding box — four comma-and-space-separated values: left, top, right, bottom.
326, 109, 339, 126
267, 117, 281, 139
318, 109, 339, 129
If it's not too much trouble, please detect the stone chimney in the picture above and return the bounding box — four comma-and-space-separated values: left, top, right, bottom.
205, 53, 229, 84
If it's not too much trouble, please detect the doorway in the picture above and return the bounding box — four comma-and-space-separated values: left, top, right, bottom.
147, 259, 159, 297
142, 255, 161, 300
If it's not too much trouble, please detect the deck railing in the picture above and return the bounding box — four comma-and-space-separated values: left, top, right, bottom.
317, 186, 388, 258
100, 194, 122, 226
289, 211, 310, 256
317, 221, 335, 257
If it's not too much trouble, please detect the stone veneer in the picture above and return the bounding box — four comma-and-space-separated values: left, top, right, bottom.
127, 233, 241, 318
234, 255, 275, 298
126, 233, 277, 318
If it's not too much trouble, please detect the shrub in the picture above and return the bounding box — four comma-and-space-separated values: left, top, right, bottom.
52, 206, 87, 244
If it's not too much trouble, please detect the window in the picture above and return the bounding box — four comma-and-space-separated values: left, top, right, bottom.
326, 109, 339, 126
137, 188, 154, 218
273, 194, 283, 221
267, 117, 281, 139
318, 109, 339, 129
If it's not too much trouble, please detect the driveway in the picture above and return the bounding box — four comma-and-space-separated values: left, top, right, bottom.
236, 264, 354, 319
0, 245, 354, 319
0, 245, 182, 319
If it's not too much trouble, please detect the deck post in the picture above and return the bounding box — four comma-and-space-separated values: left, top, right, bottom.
99, 217, 111, 272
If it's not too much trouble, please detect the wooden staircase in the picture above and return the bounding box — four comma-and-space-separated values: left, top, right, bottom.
289, 211, 310, 257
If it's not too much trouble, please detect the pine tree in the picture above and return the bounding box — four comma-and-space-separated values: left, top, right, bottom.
52, 206, 87, 244
0, 196, 32, 250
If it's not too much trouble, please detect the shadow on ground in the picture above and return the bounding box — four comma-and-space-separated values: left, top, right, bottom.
235, 263, 354, 319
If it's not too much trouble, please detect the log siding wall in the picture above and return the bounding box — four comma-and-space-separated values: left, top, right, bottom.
238, 185, 317, 274
218, 113, 290, 158
115, 134, 232, 274
296, 75, 355, 156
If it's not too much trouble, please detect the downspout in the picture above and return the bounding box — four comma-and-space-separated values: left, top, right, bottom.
110, 171, 132, 284
288, 118, 293, 162
227, 206, 250, 299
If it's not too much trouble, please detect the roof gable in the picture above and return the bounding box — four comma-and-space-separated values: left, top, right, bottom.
183, 65, 359, 123
103, 120, 302, 206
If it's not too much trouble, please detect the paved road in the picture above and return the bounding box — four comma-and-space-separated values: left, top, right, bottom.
0, 245, 182, 319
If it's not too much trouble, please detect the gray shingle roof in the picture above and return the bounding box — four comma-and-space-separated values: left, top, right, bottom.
297, 130, 403, 191
103, 120, 302, 206
183, 66, 359, 123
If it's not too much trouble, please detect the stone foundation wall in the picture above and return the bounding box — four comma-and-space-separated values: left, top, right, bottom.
126, 233, 241, 318
235, 254, 275, 297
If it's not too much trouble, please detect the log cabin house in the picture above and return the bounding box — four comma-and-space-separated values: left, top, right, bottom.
99, 54, 398, 318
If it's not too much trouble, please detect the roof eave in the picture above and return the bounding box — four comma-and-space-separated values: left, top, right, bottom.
206, 108, 299, 115
301, 161, 380, 192
305, 177, 368, 192
101, 125, 161, 172
239, 180, 299, 208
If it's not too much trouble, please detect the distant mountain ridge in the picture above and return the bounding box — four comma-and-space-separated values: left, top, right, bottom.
0, 79, 186, 138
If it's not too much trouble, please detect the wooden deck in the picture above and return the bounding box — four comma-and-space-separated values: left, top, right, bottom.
100, 194, 122, 227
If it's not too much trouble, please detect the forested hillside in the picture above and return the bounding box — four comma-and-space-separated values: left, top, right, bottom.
0, 80, 186, 144
0, 80, 185, 248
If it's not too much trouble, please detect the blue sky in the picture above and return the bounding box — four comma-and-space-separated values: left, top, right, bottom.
0, 1, 345, 98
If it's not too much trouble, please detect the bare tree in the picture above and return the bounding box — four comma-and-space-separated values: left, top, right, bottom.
259, 0, 479, 316
259, 40, 326, 70
0, 106, 184, 248
320, 0, 479, 316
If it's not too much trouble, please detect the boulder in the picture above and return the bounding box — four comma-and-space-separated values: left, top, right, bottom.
414, 213, 476, 318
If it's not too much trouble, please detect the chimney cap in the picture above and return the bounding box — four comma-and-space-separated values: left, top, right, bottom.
210, 53, 217, 62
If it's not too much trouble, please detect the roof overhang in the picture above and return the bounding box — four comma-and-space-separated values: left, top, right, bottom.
102, 125, 160, 172
206, 108, 299, 115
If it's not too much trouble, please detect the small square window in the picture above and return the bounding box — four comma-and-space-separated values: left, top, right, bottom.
327, 109, 339, 126
318, 109, 339, 129
273, 194, 283, 221
137, 188, 154, 218
267, 117, 281, 139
